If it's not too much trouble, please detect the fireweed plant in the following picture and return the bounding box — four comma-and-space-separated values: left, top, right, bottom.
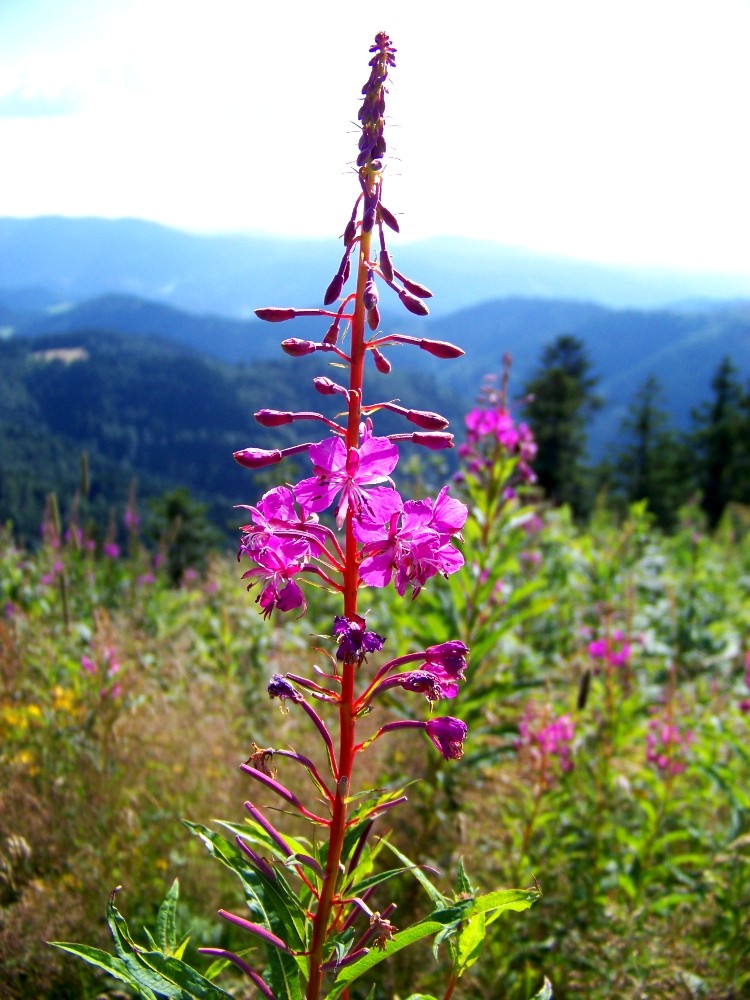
54, 33, 541, 1000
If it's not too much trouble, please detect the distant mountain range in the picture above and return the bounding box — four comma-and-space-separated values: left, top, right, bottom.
1, 215, 749, 539
5, 284, 750, 454
2, 216, 750, 318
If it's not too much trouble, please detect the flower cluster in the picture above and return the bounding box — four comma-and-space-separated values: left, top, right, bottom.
646, 712, 694, 776
458, 361, 537, 485
588, 629, 632, 669
516, 703, 575, 783
81, 646, 123, 700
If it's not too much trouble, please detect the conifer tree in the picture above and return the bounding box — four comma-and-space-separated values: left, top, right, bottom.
691, 357, 745, 529
523, 334, 599, 516
615, 375, 692, 530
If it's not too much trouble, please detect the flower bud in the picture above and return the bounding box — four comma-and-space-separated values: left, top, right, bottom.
343, 217, 357, 246
406, 408, 450, 431
371, 348, 391, 374
418, 338, 464, 359
378, 202, 400, 233
323, 273, 344, 306
398, 290, 429, 316
254, 307, 297, 323
411, 432, 454, 450
395, 270, 433, 299
379, 249, 394, 283
234, 448, 283, 469
367, 305, 380, 331
323, 322, 339, 345
363, 271, 378, 310
254, 409, 294, 427
313, 376, 348, 397
281, 339, 318, 357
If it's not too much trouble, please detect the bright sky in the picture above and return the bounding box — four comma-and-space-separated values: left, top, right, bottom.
0, 0, 749, 275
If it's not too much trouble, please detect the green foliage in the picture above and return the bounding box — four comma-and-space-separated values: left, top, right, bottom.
3, 472, 750, 996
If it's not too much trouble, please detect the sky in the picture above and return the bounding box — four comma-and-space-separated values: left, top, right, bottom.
0, 0, 749, 275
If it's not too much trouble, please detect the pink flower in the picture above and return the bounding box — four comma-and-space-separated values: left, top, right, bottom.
646, 712, 693, 776
355, 486, 467, 597
425, 716, 467, 760
294, 430, 399, 528
241, 535, 309, 618
516, 704, 575, 779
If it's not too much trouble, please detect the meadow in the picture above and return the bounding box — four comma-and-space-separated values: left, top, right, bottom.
1, 441, 749, 998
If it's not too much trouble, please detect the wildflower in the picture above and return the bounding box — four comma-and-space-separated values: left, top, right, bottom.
240, 535, 309, 618
425, 716, 468, 760
588, 630, 631, 668
646, 713, 693, 776
295, 430, 399, 528
516, 705, 575, 779
267, 674, 303, 706
333, 615, 385, 662
355, 486, 467, 597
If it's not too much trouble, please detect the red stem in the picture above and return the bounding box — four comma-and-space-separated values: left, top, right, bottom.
305, 225, 372, 1000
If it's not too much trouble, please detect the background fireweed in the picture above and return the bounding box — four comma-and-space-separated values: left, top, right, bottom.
52, 32, 541, 1000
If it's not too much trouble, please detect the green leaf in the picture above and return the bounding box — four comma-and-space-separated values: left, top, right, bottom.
327, 919, 448, 998
156, 878, 180, 954
453, 910, 486, 976
135, 952, 236, 1000
184, 821, 307, 950
474, 888, 539, 917
379, 840, 447, 908
49, 943, 157, 1000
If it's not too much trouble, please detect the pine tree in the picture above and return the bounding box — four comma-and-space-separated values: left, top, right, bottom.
523, 335, 600, 516
615, 376, 692, 530
691, 358, 745, 529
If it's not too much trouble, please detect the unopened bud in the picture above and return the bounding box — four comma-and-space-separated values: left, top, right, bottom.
378, 203, 400, 233
367, 305, 380, 331
324, 273, 344, 306
412, 432, 454, 450
323, 322, 339, 345
234, 448, 283, 469
406, 409, 450, 431
281, 339, 318, 357
313, 376, 349, 397
398, 290, 429, 316
395, 270, 433, 299
254, 409, 294, 427
343, 218, 357, 246
372, 348, 391, 374
255, 307, 297, 323
378, 249, 394, 283
363, 271, 378, 311
418, 338, 464, 359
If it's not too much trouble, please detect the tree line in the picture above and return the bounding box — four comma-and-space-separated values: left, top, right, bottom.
523, 335, 750, 531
